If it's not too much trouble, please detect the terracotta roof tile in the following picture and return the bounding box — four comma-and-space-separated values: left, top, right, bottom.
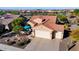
44, 23, 64, 32
30, 16, 57, 24
30, 16, 64, 32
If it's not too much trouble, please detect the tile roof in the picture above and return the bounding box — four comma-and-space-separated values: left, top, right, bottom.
2, 15, 19, 25
30, 16, 64, 32
30, 16, 57, 24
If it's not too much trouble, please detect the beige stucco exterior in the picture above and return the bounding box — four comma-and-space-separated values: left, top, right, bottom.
32, 25, 53, 39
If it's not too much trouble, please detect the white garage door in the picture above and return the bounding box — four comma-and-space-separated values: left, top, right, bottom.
35, 30, 52, 39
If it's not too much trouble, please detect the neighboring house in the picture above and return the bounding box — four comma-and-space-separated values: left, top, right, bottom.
67, 15, 77, 25
3, 13, 13, 19
70, 24, 79, 31
2, 14, 19, 31
28, 16, 64, 40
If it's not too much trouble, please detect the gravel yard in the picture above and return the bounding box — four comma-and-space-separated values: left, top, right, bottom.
0, 36, 31, 49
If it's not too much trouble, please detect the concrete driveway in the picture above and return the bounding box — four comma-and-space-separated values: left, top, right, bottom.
24, 37, 66, 51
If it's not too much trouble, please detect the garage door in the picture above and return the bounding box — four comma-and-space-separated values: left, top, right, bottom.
55, 32, 63, 40
35, 30, 52, 39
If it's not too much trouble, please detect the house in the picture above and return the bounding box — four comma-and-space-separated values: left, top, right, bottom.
2, 14, 19, 25
3, 13, 13, 19
2, 14, 19, 31
28, 16, 64, 40
67, 16, 77, 25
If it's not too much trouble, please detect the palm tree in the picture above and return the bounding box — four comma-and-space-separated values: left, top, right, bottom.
11, 17, 24, 27
12, 25, 23, 32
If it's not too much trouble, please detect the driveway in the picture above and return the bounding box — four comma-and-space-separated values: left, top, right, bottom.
24, 37, 65, 51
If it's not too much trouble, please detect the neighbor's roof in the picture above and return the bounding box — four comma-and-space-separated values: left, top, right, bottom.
2, 15, 19, 25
